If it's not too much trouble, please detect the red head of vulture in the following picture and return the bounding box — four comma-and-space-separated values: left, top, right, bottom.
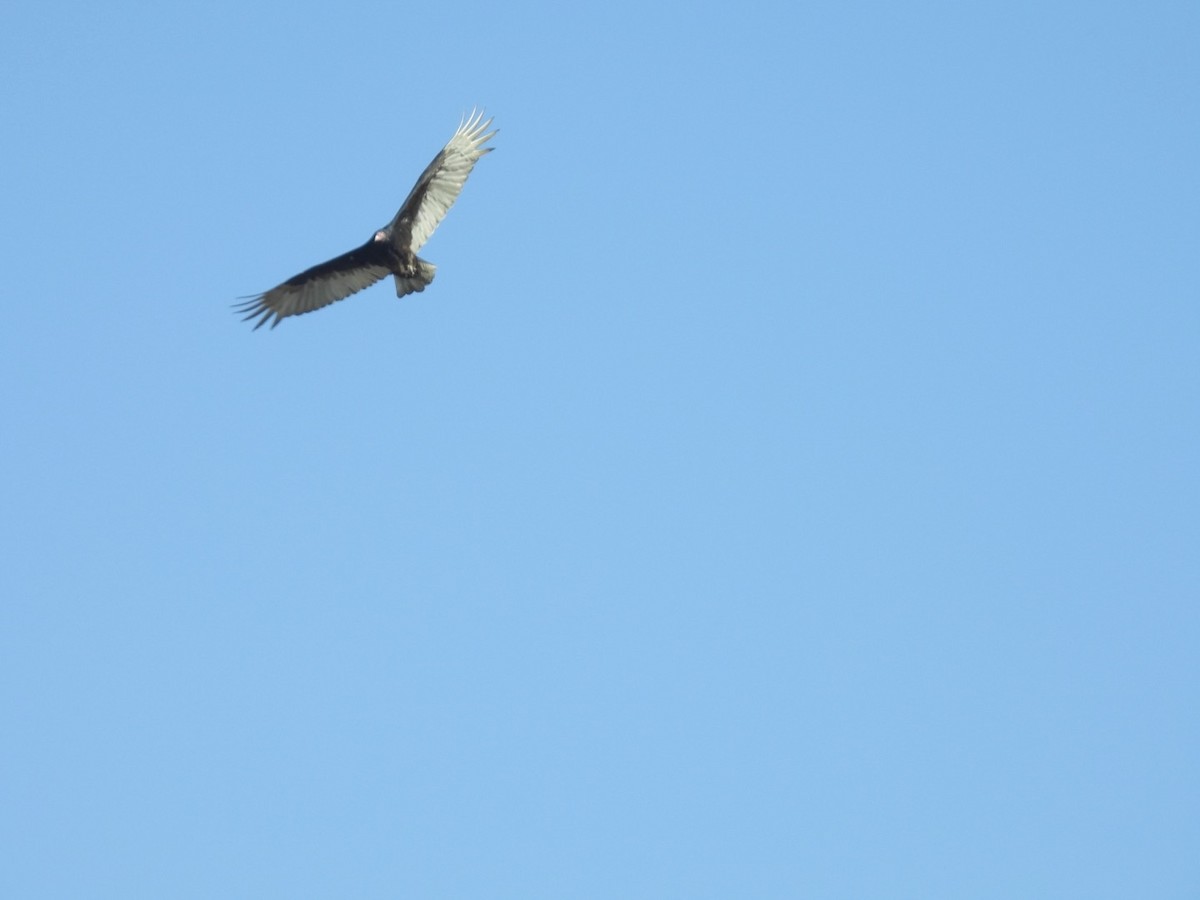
237, 110, 496, 329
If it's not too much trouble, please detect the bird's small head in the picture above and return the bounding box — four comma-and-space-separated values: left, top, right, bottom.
373, 230, 387, 242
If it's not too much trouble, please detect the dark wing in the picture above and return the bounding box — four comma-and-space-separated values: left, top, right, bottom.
235, 239, 391, 330
389, 109, 497, 253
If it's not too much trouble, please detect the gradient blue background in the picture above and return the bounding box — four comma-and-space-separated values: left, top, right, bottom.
3, 1, 1197, 896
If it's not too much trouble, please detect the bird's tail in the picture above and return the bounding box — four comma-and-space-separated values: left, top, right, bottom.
394, 259, 437, 298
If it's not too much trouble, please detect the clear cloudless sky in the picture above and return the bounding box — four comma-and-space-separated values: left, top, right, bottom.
1, 1, 1197, 896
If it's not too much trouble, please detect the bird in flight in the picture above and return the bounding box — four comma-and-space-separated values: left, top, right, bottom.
236, 109, 496, 329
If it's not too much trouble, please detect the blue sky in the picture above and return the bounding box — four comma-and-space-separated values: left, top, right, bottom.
2, 1, 1197, 896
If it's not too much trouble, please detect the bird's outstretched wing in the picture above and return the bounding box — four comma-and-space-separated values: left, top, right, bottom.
235, 240, 391, 330
391, 109, 497, 253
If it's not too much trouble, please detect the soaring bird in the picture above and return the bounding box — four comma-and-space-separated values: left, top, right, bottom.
237, 110, 496, 329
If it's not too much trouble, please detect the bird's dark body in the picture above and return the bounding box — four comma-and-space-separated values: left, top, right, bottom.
237, 111, 495, 329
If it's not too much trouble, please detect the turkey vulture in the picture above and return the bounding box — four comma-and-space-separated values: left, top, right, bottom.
236, 109, 496, 329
